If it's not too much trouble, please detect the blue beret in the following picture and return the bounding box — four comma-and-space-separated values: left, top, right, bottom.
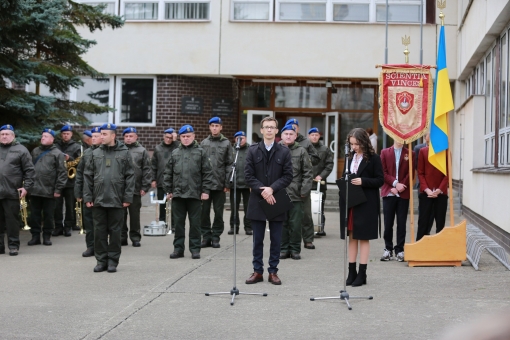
281, 124, 296, 133
83, 130, 92, 137
308, 127, 319, 134
208, 117, 222, 125
91, 127, 101, 133
179, 125, 194, 134
234, 131, 246, 138
285, 118, 299, 126
164, 128, 174, 134
42, 128, 55, 137
61, 125, 72, 132
100, 123, 117, 131
122, 127, 137, 136
0, 124, 14, 131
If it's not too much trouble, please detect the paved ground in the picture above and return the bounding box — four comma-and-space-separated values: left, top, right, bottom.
1, 206, 509, 340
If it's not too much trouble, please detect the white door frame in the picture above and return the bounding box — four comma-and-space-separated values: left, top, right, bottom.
246, 110, 274, 144
324, 112, 339, 183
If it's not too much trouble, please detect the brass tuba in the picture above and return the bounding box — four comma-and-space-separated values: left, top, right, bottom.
19, 190, 30, 230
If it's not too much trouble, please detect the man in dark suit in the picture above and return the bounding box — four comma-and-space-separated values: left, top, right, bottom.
416, 146, 448, 241
244, 117, 293, 285
380, 141, 414, 262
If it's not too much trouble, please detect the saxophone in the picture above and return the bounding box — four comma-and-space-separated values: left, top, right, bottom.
66, 143, 83, 179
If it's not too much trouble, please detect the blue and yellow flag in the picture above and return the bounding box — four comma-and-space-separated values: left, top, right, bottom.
429, 25, 454, 175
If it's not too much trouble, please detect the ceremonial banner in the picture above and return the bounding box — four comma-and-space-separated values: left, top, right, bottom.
378, 64, 433, 143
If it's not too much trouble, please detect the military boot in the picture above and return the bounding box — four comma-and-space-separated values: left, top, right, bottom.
28, 235, 41, 246
63, 228, 72, 237
52, 228, 63, 236
42, 234, 52, 246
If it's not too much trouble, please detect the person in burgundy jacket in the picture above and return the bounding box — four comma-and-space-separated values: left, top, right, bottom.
416, 146, 448, 241
380, 141, 414, 262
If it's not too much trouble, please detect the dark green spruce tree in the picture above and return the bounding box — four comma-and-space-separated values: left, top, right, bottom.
0, 0, 123, 143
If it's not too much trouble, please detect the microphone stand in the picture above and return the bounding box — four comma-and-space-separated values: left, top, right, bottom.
310, 143, 373, 310
205, 139, 267, 305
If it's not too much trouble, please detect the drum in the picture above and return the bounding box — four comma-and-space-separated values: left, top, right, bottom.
311, 190, 323, 230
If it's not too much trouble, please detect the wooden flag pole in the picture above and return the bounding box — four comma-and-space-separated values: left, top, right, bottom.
408, 142, 415, 243
446, 112, 455, 227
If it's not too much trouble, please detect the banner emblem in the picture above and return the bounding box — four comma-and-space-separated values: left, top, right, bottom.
396, 91, 414, 115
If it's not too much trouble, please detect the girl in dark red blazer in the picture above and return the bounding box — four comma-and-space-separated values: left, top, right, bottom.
340, 128, 384, 287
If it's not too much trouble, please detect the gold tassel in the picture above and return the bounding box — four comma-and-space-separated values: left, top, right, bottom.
419, 76, 423, 87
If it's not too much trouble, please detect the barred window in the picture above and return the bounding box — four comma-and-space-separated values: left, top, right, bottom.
165, 2, 209, 20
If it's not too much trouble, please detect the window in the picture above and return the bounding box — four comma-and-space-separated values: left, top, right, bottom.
124, 2, 158, 19
76, 1, 117, 15
73, 78, 112, 125
241, 86, 271, 107
165, 2, 209, 20
232, 0, 424, 22
278, 1, 327, 21
115, 77, 157, 126
333, 3, 369, 22
274, 86, 327, 108
376, 1, 421, 23
232, 1, 272, 20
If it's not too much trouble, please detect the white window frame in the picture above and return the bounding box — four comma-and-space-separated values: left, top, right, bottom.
69, 76, 115, 126
114, 75, 157, 127
75, 0, 119, 15
121, 0, 161, 21
231, 0, 274, 22
163, 0, 211, 21
276, 0, 328, 22
331, 0, 371, 22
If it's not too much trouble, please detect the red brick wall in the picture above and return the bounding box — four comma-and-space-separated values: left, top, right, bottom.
74, 75, 239, 152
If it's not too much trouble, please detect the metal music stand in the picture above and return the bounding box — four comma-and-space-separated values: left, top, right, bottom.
205, 139, 267, 305
310, 143, 373, 310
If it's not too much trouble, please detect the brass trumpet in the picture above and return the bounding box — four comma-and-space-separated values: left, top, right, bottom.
75, 201, 84, 234
19, 190, 30, 230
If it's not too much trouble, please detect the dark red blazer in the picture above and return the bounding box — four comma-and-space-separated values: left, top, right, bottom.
380, 146, 414, 199
418, 146, 448, 194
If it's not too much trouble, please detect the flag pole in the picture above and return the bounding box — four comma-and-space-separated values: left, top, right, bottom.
402, 36, 416, 243
446, 114, 454, 227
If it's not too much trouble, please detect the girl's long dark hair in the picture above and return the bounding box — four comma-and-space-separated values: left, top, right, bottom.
346, 128, 375, 160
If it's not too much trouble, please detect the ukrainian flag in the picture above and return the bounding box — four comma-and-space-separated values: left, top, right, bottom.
429, 25, 454, 175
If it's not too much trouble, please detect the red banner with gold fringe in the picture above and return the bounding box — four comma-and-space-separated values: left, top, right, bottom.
378, 64, 433, 143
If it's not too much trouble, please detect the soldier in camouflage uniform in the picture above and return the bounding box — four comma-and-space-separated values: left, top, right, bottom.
200, 117, 233, 248
164, 125, 213, 260
122, 127, 152, 247
28, 128, 67, 247
75, 126, 101, 257
278, 125, 313, 260
151, 128, 180, 228
83, 123, 135, 273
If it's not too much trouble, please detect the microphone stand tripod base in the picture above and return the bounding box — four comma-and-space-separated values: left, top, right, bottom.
205, 145, 267, 305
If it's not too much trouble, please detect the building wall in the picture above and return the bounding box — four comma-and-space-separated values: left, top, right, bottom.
78, 0, 458, 79
75, 75, 239, 152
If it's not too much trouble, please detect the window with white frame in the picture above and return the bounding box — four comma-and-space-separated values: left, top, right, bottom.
76, 0, 117, 15
481, 28, 510, 167
232, 0, 272, 21
165, 2, 210, 20
121, 0, 210, 20
232, 0, 424, 23
124, 2, 159, 20
72, 78, 113, 125
115, 77, 157, 126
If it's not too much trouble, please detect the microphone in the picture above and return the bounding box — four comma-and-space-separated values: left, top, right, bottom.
235, 136, 241, 149
344, 142, 350, 155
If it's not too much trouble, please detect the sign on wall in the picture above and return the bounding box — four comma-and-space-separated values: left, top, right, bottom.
181, 96, 203, 115
211, 98, 233, 116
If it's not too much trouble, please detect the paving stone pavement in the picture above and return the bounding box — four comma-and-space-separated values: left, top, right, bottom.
0, 206, 508, 340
